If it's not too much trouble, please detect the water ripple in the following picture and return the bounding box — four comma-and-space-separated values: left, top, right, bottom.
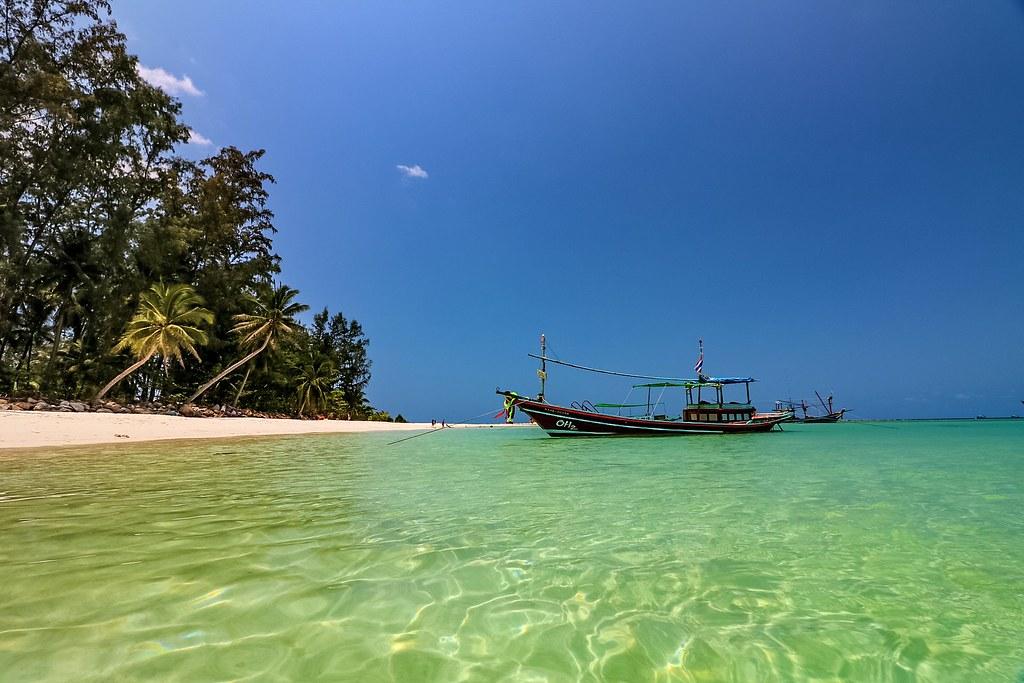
1, 424, 1022, 681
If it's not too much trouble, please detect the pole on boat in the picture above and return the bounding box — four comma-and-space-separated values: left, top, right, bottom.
538, 334, 547, 403
815, 390, 830, 415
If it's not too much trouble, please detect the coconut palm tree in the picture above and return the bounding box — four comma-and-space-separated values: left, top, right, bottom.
188, 283, 308, 404
95, 283, 213, 401
295, 355, 336, 417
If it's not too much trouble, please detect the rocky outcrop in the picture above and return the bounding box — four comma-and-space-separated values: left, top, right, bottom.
0, 395, 290, 420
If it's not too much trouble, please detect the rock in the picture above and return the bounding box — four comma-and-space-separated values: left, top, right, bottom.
179, 404, 197, 417
59, 400, 72, 408
68, 401, 88, 412
164, 409, 179, 416
96, 407, 113, 413
26, 397, 38, 405
33, 402, 50, 411
58, 407, 72, 412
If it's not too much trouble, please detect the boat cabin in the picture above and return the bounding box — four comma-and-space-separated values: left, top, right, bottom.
682, 377, 755, 423
620, 377, 757, 423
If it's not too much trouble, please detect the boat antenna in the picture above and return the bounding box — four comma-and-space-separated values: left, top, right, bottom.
538, 334, 547, 403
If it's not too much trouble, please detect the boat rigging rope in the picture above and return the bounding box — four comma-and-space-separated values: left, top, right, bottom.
527, 354, 693, 383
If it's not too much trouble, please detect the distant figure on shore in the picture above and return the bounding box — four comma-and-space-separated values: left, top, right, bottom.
431, 419, 436, 427
442, 419, 446, 428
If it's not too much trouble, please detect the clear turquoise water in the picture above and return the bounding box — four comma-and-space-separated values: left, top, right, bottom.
1, 421, 1022, 682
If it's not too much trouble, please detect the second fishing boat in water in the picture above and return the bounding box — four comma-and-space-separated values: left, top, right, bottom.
497, 337, 790, 437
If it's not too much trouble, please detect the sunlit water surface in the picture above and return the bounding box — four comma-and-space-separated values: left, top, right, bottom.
1, 421, 1022, 681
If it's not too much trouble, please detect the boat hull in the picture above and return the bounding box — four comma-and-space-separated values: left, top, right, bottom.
796, 410, 846, 424
511, 397, 784, 437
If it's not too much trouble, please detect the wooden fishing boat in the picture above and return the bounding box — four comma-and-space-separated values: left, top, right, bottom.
497, 337, 789, 437
775, 392, 847, 423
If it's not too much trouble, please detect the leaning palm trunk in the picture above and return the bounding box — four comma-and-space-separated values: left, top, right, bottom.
188, 337, 270, 404
95, 351, 156, 401
233, 366, 252, 406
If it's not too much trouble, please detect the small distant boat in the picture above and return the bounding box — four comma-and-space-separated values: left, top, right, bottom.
976, 401, 1023, 420
497, 337, 789, 437
774, 391, 848, 423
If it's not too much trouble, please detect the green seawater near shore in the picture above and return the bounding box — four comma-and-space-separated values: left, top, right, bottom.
1, 422, 1022, 681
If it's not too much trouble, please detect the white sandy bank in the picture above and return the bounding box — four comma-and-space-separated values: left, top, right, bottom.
0, 412, 491, 451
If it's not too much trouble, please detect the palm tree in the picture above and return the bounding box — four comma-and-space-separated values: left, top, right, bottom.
95, 283, 213, 401
295, 355, 336, 417
188, 283, 307, 404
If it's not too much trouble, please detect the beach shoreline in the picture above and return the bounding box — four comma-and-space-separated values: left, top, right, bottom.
0, 412, 506, 451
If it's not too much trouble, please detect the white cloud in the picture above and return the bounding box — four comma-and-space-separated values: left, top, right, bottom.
187, 129, 213, 146
396, 163, 429, 179
137, 64, 204, 97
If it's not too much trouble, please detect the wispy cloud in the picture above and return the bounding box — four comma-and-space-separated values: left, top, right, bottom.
137, 64, 203, 97
187, 129, 213, 146
396, 164, 428, 179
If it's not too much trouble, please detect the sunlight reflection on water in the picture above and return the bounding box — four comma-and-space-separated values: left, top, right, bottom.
1, 422, 1022, 681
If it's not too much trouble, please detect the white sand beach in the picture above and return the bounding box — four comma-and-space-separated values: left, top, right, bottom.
0, 412, 487, 451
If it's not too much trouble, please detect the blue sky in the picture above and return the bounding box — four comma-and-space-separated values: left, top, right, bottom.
115, 1, 1024, 420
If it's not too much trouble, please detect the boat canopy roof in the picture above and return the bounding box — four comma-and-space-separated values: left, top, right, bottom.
689, 377, 756, 387
594, 402, 649, 408
634, 377, 756, 389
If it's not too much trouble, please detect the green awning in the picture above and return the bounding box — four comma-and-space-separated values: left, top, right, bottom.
594, 403, 649, 408
632, 382, 689, 388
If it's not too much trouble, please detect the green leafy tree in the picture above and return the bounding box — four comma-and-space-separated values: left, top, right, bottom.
188, 283, 307, 403
309, 307, 372, 415
294, 355, 335, 417
94, 283, 212, 400
1, 0, 187, 389
0, 2, 390, 419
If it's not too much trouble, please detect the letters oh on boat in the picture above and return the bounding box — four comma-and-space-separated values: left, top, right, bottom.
497, 336, 790, 437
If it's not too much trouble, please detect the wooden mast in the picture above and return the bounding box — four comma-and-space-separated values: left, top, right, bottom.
538, 334, 547, 402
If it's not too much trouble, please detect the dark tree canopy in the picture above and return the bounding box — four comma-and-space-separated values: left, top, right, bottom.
0, 0, 388, 419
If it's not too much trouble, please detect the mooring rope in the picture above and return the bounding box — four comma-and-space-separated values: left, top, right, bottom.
386, 408, 501, 446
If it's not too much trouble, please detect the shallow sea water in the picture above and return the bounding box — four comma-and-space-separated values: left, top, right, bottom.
1, 421, 1022, 682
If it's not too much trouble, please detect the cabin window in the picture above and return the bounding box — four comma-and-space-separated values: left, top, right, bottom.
710, 413, 718, 421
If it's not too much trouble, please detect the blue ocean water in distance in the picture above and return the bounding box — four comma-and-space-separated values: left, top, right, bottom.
1, 421, 1022, 681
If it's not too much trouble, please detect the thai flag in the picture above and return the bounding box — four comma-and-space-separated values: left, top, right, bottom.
694, 339, 704, 374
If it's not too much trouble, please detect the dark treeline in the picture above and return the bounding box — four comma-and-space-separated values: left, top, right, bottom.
0, 1, 391, 419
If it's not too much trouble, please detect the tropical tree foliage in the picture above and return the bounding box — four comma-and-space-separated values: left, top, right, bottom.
0, 0, 382, 418
188, 284, 307, 403
95, 283, 212, 400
